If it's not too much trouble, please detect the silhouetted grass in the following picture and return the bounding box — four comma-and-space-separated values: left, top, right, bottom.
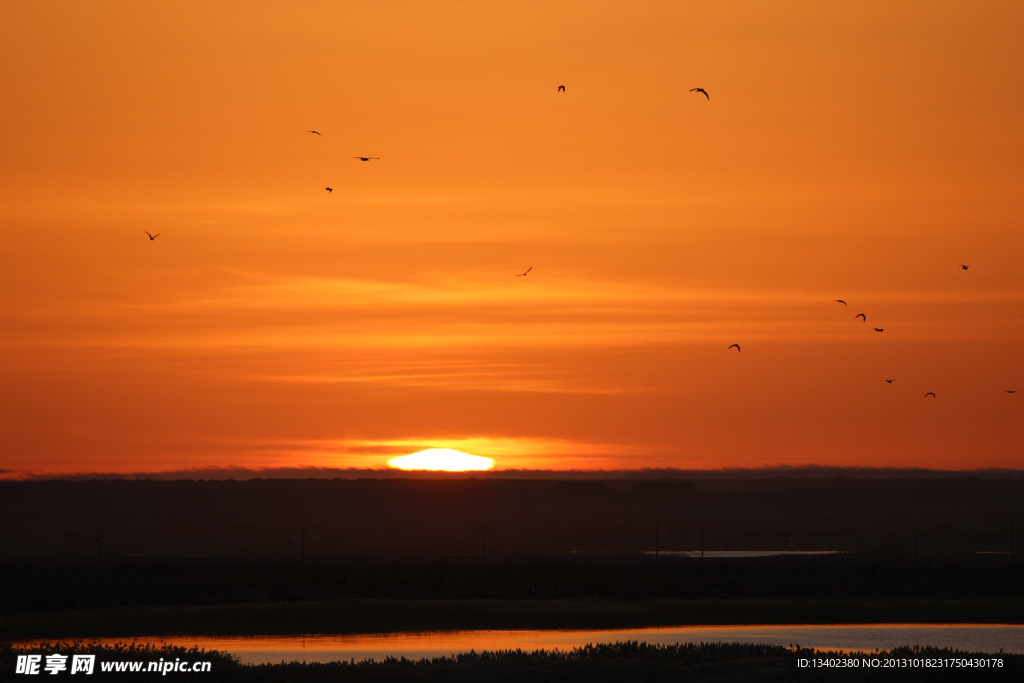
3, 641, 1020, 681
3, 597, 1024, 640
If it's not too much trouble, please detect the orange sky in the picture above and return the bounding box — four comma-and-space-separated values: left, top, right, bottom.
2, 1, 1022, 475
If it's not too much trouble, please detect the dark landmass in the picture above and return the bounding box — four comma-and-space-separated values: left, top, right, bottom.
2, 477, 1020, 640
3, 642, 1021, 682
2, 477, 1021, 560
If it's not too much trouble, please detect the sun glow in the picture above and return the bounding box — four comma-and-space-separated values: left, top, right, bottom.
387, 448, 495, 471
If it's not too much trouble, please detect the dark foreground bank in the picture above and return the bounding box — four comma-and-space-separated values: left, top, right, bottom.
3, 641, 1020, 682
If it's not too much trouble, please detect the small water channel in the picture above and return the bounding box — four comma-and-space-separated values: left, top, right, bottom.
36, 624, 1024, 664
641, 550, 846, 558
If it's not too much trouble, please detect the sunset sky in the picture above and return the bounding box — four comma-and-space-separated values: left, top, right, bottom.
2, 1, 1022, 476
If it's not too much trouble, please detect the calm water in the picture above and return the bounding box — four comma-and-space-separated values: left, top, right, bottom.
43, 625, 1024, 664
641, 550, 846, 558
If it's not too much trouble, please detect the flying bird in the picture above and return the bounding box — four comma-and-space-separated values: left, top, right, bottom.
516, 266, 532, 277
835, 300, 847, 305
1006, 390, 1018, 394
855, 313, 866, 321
307, 130, 321, 135
690, 88, 709, 100
959, 265, 969, 270
144, 231, 159, 240
728, 344, 741, 352
353, 157, 380, 161
873, 328, 884, 332
885, 379, 895, 383
924, 392, 936, 398
325, 187, 333, 193
557, 85, 565, 92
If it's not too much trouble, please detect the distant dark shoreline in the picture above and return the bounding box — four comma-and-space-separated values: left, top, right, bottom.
7, 466, 1024, 481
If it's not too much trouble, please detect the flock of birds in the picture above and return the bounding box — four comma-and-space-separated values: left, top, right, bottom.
729, 278, 1018, 398
140, 84, 1016, 400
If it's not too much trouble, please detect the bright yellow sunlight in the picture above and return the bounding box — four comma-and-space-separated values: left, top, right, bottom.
387, 448, 495, 472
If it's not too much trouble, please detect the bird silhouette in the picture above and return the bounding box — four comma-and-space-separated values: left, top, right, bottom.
885, 379, 895, 383
307, 130, 321, 135
516, 266, 532, 277
690, 88, 709, 100
557, 85, 565, 92
1006, 390, 1018, 394
353, 157, 380, 161
959, 265, 969, 270
728, 344, 741, 352
873, 328, 884, 332
855, 313, 866, 321
325, 187, 333, 193
924, 392, 936, 398
144, 231, 159, 240
835, 300, 847, 305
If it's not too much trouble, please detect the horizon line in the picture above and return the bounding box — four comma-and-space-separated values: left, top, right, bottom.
4, 464, 1024, 482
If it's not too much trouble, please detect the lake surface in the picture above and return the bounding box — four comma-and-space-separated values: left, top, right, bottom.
45, 625, 1024, 664
641, 550, 846, 558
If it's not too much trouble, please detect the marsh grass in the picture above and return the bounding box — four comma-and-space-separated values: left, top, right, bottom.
2, 641, 1020, 681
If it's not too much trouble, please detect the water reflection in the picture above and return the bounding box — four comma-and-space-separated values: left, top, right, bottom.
45, 625, 1024, 664
642, 551, 846, 558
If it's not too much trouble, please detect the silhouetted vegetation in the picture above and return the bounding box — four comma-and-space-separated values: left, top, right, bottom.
3, 641, 1020, 681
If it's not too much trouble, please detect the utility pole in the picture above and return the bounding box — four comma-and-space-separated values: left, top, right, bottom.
301, 526, 306, 567
1011, 520, 1015, 570
287, 527, 292, 563
700, 525, 704, 559
914, 525, 919, 570
654, 521, 660, 561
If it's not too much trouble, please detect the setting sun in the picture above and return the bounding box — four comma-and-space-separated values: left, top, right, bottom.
2, 1, 1022, 479
387, 449, 495, 472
